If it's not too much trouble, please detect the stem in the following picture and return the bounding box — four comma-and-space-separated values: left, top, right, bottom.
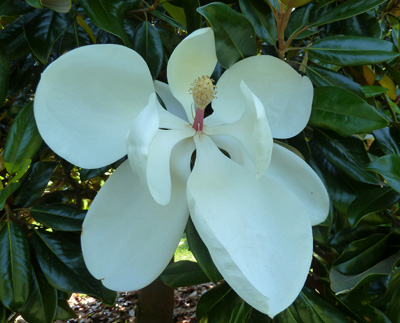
276, 2, 294, 60
384, 94, 399, 124
286, 25, 311, 49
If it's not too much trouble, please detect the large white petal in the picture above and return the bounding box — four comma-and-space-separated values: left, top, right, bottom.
81, 160, 189, 291
205, 81, 273, 177
187, 134, 313, 318
34, 44, 154, 168
167, 28, 217, 122
211, 55, 313, 139
266, 143, 330, 225
126, 94, 195, 205
154, 80, 188, 122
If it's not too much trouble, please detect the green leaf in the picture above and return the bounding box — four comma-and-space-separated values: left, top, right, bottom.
80, 166, 110, 181
0, 17, 30, 60
42, 0, 72, 13
361, 85, 389, 98
196, 282, 241, 323
183, 0, 201, 34
333, 233, 387, 275
229, 302, 252, 323
307, 36, 399, 66
285, 4, 317, 40
151, 10, 186, 31
197, 2, 257, 69
0, 45, 9, 105
373, 127, 400, 155
333, 12, 382, 38
30, 204, 86, 231
54, 298, 75, 320
23, 9, 72, 64
239, 0, 277, 45
3, 102, 42, 174
347, 187, 400, 226
275, 287, 347, 323
313, 131, 381, 185
31, 230, 116, 304
14, 161, 58, 208
0, 221, 31, 310
186, 218, 222, 283
310, 86, 388, 136
330, 252, 400, 294
310, 0, 387, 27
25, 0, 42, 9
19, 265, 57, 323
133, 20, 163, 79
0, 183, 21, 210
305, 65, 364, 97
79, 0, 131, 46
0, 0, 31, 16
366, 154, 400, 193
161, 260, 210, 288
0, 303, 5, 323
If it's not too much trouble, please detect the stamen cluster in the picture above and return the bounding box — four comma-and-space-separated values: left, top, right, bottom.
189, 75, 217, 110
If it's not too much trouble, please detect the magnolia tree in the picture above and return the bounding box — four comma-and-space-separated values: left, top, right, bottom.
0, 0, 400, 322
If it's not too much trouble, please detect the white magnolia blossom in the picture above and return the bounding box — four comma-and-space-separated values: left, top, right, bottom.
34, 28, 329, 317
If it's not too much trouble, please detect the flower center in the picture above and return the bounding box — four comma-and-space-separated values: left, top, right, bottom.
189, 75, 216, 132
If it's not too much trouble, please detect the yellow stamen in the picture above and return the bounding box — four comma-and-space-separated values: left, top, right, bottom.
189, 75, 217, 110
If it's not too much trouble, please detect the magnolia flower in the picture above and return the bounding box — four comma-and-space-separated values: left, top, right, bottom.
34, 28, 329, 317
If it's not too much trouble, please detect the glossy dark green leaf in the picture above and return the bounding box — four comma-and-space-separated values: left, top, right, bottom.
186, 218, 222, 283
310, 0, 387, 26
361, 85, 389, 98
307, 36, 399, 66
384, 63, 400, 87
341, 289, 392, 323
196, 282, 241, 323
333, 12, 381, 38
306, 65, 364, 97
54, 299, 76, 320
41, 0, 72, 13
275, 287, 347, 323
310, 86, 388, 136
30, 204, 86, 231
239, 0, 277, 45
133, 20, 163, 79
229, 302, 252, 323
334, 233, 387, 275
197, 2, 257, 68
348, 187, 400, 226
151, 10, 186, 31
0, 0, 31, 16
183, 0, 201, 33
25, 0, 42, 9
0, 303, 5, 323
23, 9, 72, 64
79, 0, 131, 46
330, 252, 400, 294
14, 161, 58, 208
0, 183, 20, 210
314, 131, 381, 185
161, 260, 210, 288
373, 127, 400, 155
0, 221, 31, 310
366, 154, 400, 192
285, 4, 318, 40
31, 230, 116, 304
0, 45, 9, 105
19, 265, 57, 323
80, 166, 110, 181
0, 17, 30, 60
3, 102, 42, 174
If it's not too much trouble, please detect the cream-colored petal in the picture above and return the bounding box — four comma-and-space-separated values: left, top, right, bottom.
34, 44, 154, 168
81, 160, 189, 291
167, 28, 217, 121
212, 55, 313, 139
205, 81, 273, 177
126, 94, 195, 205
187, 134, 313, 318
266, 143, 330, 225
154, 80, 188, 122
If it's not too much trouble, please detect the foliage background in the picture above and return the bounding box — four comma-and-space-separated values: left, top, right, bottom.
0, 0, 400, 322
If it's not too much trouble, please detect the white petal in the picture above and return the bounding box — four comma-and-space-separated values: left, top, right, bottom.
205, 81, 273, 177
81, 160, 189, 291
266, 143, 330, 225
154, 80, 188, 122
187, 134, 313, 318
34, 44, 154, 168
126, 95, 195, 205
212, 55, 313, 139
167, 28, 217, 122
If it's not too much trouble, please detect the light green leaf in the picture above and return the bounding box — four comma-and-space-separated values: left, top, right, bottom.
0, 183, 20, 210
